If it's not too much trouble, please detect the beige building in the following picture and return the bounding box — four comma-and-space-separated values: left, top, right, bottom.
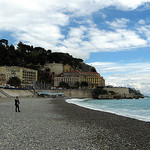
54, 76, 79, 87
43, 62, 63, 75
63, 64, 74, 72
43, 63, 75, 75
0, 66, 38, 87
54, 70, 105, 88
43, 63, 105, 88
79, 71, 105, 88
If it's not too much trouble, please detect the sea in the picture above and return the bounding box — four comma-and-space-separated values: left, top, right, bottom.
66, 97, 150, 122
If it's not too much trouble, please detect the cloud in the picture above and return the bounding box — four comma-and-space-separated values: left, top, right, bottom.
88, 28, 147, 51
55, 24, 147, 59
106, 18, 130, 29
89, 61, 150, 94
114, 0, 150, 10
0, 0, 150, 59
138, 19, 146, 25
137, 25, 150, 42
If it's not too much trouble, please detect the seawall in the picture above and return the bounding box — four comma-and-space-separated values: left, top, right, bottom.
50, 88, 143, 99
0, 88, 35, 97
52, 89, 93, 98
2, 87, 141, 99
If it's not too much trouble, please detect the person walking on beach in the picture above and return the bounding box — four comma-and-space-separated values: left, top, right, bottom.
15, 96, 20, 112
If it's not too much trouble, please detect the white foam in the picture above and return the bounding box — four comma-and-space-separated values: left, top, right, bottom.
66, 98, 150, 122
66, 98, 86, 102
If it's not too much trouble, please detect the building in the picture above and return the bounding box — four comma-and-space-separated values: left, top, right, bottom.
0, 66, 38, 88
63, 64, 74, 72
79, 71, 105, 88
43, 62, 63, 75
21, 67, 38, 88
43, 63, 105, 89
54, 70, 105, 88
43, 63, 75, 75
0, 74, 6, 85
54, 71, 79, 88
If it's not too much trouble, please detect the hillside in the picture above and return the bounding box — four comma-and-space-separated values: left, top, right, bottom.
0, 39, 96, 71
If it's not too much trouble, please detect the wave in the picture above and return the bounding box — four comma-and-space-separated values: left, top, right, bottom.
66, 98, 150, 122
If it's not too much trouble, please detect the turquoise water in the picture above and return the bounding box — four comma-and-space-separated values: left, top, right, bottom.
66, 98, 150, 122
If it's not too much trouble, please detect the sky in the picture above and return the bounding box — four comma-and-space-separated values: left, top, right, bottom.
0, 0, 150, 95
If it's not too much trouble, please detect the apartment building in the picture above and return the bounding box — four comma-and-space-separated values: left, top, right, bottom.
43, 62, 63, 75
43, 63, 75, 75
54, 71, 79, 87
63, 64, 74, 72
79, 71, 105, 88
0, 66, 38, 88
54, 70, 105, 88
0, 74, 6, 85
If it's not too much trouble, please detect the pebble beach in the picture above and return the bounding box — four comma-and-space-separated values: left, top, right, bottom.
0, 97, 150, 150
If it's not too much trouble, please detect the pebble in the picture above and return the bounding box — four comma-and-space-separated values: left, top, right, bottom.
1, 97, 150, 150
0, 98, 100, 149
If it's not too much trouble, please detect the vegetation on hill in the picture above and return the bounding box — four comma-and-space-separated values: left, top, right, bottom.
0, 39, 95, 71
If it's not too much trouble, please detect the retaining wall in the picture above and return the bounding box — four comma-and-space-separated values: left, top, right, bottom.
52, 89, 93, 98
52, 88, 135, 99
0, 88, 35, 97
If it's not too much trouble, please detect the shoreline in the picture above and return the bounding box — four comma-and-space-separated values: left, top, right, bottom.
1, 97, 150, 149
51, 98, 150, 149
66, 98, 150, 122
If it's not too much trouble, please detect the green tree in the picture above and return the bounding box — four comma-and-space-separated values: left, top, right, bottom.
38, 69, 51, 84
7, 77, 21, 87
92, 87, 108, 99
59, 82, 70, 89
80, 81, 88, 89
0, 39, 8, 47
74, 81, 80, 89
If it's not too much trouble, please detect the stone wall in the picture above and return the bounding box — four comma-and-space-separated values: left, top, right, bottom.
53, 87, 136, 99
104, 87, 139, 98
0, 91, 7, 97
52, 89, 93, 98
104, 87, 130, 95
52, 88, 132, 99
0, 89, 35, 97
42, 87, 143, 99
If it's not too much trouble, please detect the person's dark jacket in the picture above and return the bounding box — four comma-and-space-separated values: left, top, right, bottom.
15, 99, 20, 105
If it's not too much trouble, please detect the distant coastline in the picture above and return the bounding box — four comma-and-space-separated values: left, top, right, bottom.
50, 87, 144, 99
